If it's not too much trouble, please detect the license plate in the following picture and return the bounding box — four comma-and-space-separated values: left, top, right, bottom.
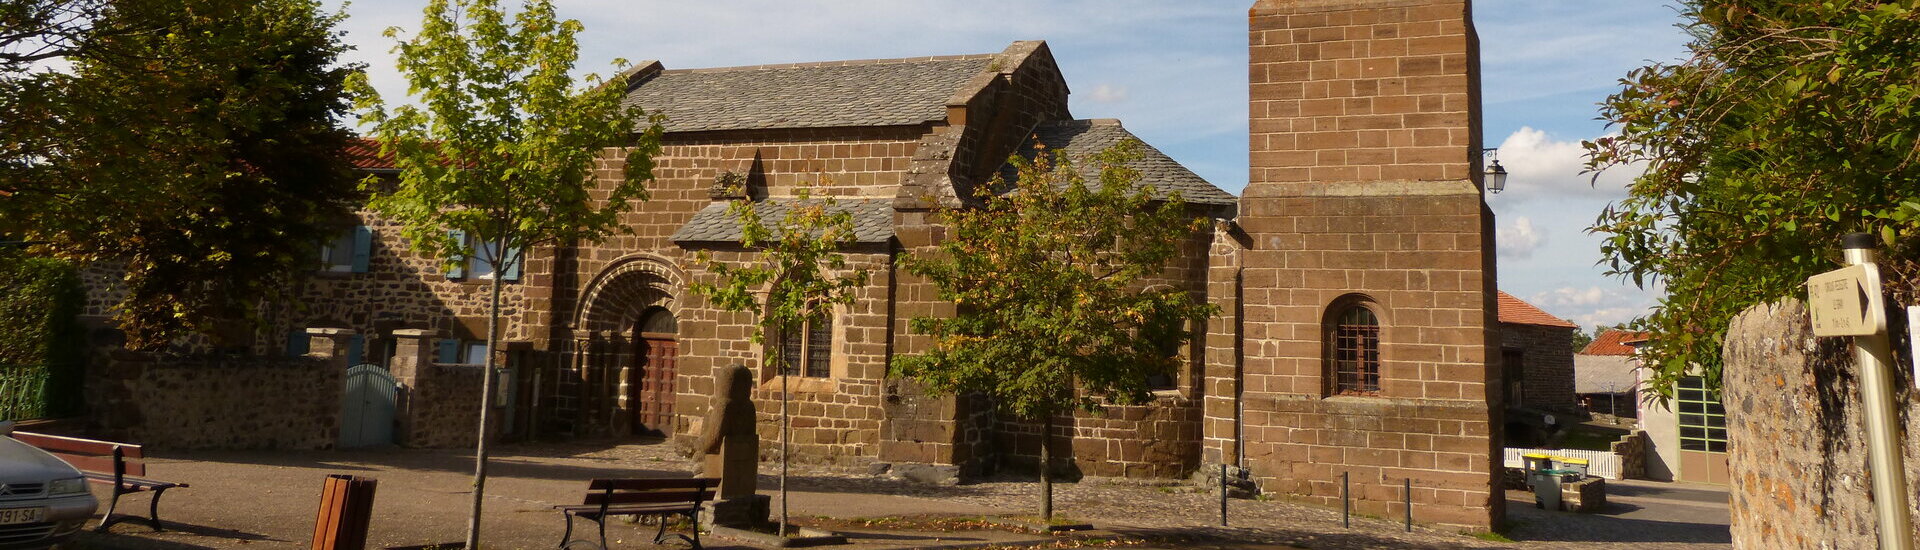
0, 507, 44, 525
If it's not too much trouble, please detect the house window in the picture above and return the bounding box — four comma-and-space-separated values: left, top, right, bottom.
437, 339, 489, 365
1677, 376, 1727, 453
320, 226, 373, 273
445, 229, 521, 282
1146, 324, 1187, 391
1330, 305, 1381, 395
774, 316, 830, 378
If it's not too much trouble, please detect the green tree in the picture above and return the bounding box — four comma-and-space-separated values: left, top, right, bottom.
1587, 0, 1920, 399
351, 0, 662, 546
891, 141, 1217, 520
687, 179, 871, 534
1, 0, 362, 348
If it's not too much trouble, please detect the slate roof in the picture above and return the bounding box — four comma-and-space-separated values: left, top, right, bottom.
623, 56, 995, 133
1574, 355, 1639, 394
996, 119, 1236, 206
670, 199, 895, 244
1580, 329, 1650, 356
1496, 291, 1578, 329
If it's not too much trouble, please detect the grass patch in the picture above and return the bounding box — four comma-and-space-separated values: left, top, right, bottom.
1558, 429, 1620, 451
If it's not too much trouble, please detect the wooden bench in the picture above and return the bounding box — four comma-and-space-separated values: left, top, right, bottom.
555, 477, 715, 550
10, 431, 188, 532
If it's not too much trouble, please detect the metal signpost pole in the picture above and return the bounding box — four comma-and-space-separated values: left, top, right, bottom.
1830, 234, 1914, 550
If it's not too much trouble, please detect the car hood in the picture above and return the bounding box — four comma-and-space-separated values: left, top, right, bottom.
0, 437, 82, 481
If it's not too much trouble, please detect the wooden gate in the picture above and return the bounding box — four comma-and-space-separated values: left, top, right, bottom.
341, 363, 397, 448
631, 335, 677, 436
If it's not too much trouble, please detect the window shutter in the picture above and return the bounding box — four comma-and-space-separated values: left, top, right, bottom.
436, 340, 459, 364
446, 230, 467, 279
288, 329, 309, 357
347, 334, 365, 366
351, 226, 373, 273
501, 246, 522, 282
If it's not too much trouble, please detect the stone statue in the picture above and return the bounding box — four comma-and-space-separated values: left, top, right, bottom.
694, 364, 758, 500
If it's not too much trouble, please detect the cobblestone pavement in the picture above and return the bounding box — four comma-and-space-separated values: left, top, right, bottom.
59, 441, 1728, 550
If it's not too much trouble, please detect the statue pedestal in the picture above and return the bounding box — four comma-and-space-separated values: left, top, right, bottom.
703, 494, 771, 529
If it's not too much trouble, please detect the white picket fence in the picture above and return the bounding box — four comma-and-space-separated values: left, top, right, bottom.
1503, 447, 1622, 480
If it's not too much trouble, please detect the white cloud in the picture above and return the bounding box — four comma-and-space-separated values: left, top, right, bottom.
1088, 83, 1129, 103
1496, 217, 1545, 259
1491, 127, 1644, 203
1527, 285, 1658, 329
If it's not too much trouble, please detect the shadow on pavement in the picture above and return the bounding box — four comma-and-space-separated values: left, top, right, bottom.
1106, 526, 1506, 550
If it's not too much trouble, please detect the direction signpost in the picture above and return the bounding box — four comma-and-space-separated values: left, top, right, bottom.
1807, 234, 1911, 550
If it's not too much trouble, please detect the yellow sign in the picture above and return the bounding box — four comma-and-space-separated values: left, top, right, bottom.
1807, 264, 1886, 337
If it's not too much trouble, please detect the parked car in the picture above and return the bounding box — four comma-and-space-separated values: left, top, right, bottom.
0, 421, 97, 549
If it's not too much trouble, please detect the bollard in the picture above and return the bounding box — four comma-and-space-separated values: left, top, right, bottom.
313, 475, 378, 550
1340, 472, 1350, 528
1403, 478, 1412, 532
1219, 464, 1228, 527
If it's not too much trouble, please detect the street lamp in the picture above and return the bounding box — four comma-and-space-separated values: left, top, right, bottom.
1482, 148, 1508, 194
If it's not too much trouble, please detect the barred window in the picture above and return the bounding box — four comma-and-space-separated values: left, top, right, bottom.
1331, 306, 1381, 395
776, 316, 831, 378
1677, 376, 1727, 453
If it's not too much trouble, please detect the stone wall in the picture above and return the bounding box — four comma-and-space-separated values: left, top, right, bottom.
997, 397, 1204, 479
1500, 322, 1576, 412
1722, 299, 1920, 549
87, 352, 342, 450
1231, 0, 1501, 529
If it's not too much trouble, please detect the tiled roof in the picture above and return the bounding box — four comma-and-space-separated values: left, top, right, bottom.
670, 199, 895, 244
1001, 119, 1237, 206
623, 56, 995, 133
1580, 329, 1650, 356
344, 138, 395, 171
1496, 291, 1577, 329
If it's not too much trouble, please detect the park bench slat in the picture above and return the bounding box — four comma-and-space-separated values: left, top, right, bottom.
557, 477, 716, 550
10, 431, 183, 533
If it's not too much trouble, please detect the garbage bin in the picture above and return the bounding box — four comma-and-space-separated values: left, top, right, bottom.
1529, 469, 1573, 511
1521, 453, 1553, 473
1554, 457, 1590, 478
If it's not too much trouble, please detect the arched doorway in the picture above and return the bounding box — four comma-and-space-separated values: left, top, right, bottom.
630, 307, 678, 436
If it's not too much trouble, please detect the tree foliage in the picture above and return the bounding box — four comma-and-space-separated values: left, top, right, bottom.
1587, 0, 1920, 398
891, 141, 1217, 421
1, 0, 362, 349
0, 251, 85, 416
685, 179, 872, 533
350, 0, 661, 546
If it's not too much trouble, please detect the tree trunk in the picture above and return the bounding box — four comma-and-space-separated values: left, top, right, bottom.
1040, 414, 1053, 521
463, 235, 507, 550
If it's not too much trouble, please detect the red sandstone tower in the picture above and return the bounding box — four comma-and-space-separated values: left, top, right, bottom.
1224, 0, 1503, 528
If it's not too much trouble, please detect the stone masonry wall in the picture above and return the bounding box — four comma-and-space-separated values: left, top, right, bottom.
87, 352, 343, 450
1234, 0, 1500, 529
1722, 299, 1919, 549
1500, 322, 1575, 412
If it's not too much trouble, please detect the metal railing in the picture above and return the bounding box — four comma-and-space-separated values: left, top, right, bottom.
0, 365, 48, 421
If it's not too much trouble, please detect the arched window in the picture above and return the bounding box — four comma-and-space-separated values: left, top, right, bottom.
774, 315, 831, 378
1330, 305, 1381, 395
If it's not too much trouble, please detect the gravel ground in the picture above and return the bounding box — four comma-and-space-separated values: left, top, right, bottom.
55, 441, 1727, 550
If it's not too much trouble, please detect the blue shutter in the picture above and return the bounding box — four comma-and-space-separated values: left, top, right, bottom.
287, 329, 309, 357
501, 246, 522, 282
436, 340, 459, 364
350, 226, 373, 273
446, 230, 466, 279
347, 334, 365, 365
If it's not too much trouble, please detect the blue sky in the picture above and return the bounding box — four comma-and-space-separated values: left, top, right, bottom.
327, 0, 1694, 329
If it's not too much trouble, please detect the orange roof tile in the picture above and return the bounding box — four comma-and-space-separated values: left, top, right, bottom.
1497, 291, 1578, 329
1580, 329, 1650, 356
343, 138, 396, 171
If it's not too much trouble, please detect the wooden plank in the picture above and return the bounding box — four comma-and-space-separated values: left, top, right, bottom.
585, 489, 715, 506
51, 452, 120, 475
586, 478, 713, 491
10, 431, 126, 456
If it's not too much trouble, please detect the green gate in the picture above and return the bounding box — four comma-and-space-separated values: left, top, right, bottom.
340, 363, 397, 448
0, 365, 48, 421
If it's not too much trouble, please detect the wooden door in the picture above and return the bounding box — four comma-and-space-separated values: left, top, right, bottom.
631, 333, 677, 436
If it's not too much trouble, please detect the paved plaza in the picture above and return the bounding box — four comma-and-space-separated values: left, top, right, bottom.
56, 441, 1728, 550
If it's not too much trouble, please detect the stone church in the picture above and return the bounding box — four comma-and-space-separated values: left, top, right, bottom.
80, 0, 1502, 530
